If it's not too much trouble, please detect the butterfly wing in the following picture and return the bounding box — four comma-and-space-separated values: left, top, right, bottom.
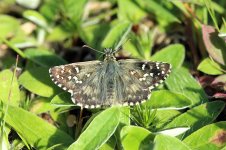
49, 59, 171, 108
117, 59, 171, 105
49, 60, 103, 105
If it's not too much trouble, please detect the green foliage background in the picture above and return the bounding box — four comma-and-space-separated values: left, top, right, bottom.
0, 0, 226, 150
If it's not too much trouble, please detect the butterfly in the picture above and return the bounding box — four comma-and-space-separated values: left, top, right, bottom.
49, 48, 171, 108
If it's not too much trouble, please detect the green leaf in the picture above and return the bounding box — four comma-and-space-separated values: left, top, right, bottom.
0, 15, 20, 40
19, 67, 61, 97
156, 127, 190, 137
151, 44, 185, 69
0, 128, 10, 150
79, 23, 111, 49
135, 0, 180, 26
202, 25, 226, 65
0, 70, 20, 106
102, 21, 132, 50
68, 107, 120, 150
117, 0, 147, 23
17, 0, 40, 9
99, 136, 116, 150
183, 121, 226, 149
146, 90, 191, 110
23, 10, 48, 30
197, 58, 224, 75
166, 68, 208, 106
120, 126, 154, 150
154, 134, 191, 150
1, 104, 73, 149
164, 101, 225, 138
63, 0, 88, 26
115, 107, 130, 149
123, 29, 154, 59
155, 110, 181, 130
24, 48, 67, 67
47, 26, 71, 42
29, 97, 57, 114
50, 92, 75, 107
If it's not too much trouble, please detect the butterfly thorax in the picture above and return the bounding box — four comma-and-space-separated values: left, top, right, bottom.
104, 48, 116, 61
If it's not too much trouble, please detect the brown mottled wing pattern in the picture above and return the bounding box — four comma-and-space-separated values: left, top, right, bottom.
49, 60, 102, 106
49, 59, 171, 108
117, 59, 171, 105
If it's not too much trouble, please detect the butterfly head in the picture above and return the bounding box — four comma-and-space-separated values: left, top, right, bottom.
104, 48, 116, 61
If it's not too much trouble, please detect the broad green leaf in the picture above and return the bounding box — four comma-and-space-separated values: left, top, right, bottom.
120, 126, 154, 150
1, 104, 73, 149
202, 25, 226, 65
68, 107, 120, 150
47, 26, 71, 42
16, 0, 40, 9
79, 23, 111, 49
0, 15, 20, 40
19, 67, 61, 97
99, 136, 116, 150
146, 90, 191, 110
0, 70, 20, 106
151, 44, 185, 69
50, 92, 75, 107
24, 48, 67, 67
29, 97, 57, 114
156, 127, 190, 137
183, 121, 226, 149
166, 68, 208, 106
135, 0, 180, 26
23, 10, 48, 30
123, 29, 154, 59
117, 0, 147, 23
39, 0, 60, 23
155, 110, 181, 130
63, 0, 88, 26
0, 128, 10, 150
102, 21, 132, 50
115, 107, 130, 150
197, 58, 224, 75
154, 134, 191, 150
164, 101, 225, 138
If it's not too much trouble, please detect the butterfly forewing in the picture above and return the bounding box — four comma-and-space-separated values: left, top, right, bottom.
49, 60, 102, 103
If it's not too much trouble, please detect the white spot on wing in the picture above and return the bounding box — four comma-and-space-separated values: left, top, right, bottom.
68, 76, 72, 80
75, 67, 79, 73
85, 73, 90, 77
142, 64, 146, 70
68, 90, 73, 94
150, 73, 154, 77
143, 73, 149, 78
73, 76, 78, 81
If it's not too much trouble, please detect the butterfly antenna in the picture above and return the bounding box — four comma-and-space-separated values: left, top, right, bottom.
114, 38, 131, 53
82, 45, 105, 54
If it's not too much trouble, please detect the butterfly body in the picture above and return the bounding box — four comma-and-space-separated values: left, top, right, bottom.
49, 48, 171, 108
